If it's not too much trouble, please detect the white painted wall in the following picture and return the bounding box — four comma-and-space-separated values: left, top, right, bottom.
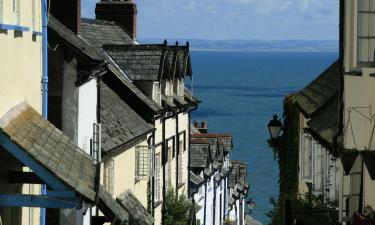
77, 79, 97, 155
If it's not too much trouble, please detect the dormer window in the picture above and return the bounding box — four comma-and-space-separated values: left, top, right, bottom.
153, 82, 161, 106
163, 80, 173, 97
178, 78, 184, 96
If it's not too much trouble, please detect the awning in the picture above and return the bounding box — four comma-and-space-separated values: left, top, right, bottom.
362, 151, 375, 180
0, 102, 98, 208
340, 150, 360, 175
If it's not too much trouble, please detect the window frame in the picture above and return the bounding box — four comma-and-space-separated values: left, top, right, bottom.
0, 0, 3, 24
302, 133, 313, 182
103, 159, 114, 195
153, 82, 161, 106
135, 146, 149, 178
13, 0, 20, 25
154, 153, 161, 202
357, 0, 375, 64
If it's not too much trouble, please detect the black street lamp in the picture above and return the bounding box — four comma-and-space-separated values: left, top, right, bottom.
267, 114, 283, 140
246, 199, 255, 214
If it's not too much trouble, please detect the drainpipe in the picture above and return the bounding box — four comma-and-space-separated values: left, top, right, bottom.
41, 0, 48, 224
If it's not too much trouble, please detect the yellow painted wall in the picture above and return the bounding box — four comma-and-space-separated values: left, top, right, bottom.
112, 141, 149, 207
0, 0, 42, 117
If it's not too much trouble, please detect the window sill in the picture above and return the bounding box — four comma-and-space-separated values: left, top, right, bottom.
32, 31, 43, 36
0, 24, 30, 32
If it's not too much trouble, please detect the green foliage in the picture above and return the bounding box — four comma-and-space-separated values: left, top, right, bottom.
291, 193, 340, 225
164, 188, 195, 225
267, 94, 300, 225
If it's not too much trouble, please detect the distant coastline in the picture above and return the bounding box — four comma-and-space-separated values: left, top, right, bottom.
140, 39, 339, 53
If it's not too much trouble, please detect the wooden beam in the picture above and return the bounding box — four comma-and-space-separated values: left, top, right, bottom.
0, 132, 68, 191
92, 216, 109, 225
0, 194, 81, 209
8, 171, 45, 184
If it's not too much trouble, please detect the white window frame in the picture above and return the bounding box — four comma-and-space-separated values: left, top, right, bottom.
103, 159, 114, 195
135, 146, 149, 178
13, 0, 20, 25
32, 0, 36, 31
0, 0, 3, 24
357, 0, 375, 63
155, 153, 161, 202
178, 140, 184, 184
302, 133, 313, 182
178, 78, 184, 96
153, 82, 161, 106
165, 81, 170, 96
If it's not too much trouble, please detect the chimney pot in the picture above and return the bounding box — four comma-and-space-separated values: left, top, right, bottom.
194, 121, 199, 128
201, 121, 207, 129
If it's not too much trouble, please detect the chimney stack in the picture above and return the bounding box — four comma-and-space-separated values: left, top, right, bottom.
198, 121, 208, 133
95, 0, 137, 39
50, 0, 81, 34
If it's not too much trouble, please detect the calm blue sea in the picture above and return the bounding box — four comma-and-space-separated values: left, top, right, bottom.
189, 50, 338, 224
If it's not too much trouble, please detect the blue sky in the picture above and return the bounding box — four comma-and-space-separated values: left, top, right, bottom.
82, 0, 339, 40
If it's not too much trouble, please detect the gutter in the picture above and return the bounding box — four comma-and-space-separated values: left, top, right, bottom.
41, 0, 48, 224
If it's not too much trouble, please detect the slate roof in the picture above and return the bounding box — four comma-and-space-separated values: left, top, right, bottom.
98, 185, 129, 225
116, 190, 154, 225
190, 171, 205, 186
190, 133, 233, 162
103, 44, 192, 81
105, 65, 163, 115
100, 82, 153, 155
189, 141, 209, 168
294, 60, 340, 117
80, 18, 133, 50
307, 97, 339, 148
229, 161, 248, 189
80, 18, 163, 116
184, 88, 200, 105
48, 15, 104, 63
0, 102, 97, 202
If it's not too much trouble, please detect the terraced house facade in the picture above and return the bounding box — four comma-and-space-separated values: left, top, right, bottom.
0, 0, 251, 225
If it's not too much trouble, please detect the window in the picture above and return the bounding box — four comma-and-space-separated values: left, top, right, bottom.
0, 0, 3, 24
313, 143, 324, 194
178, 140, 183, 184
155, 153, 161, 202
166, 140, 173, 187
178, 78, 184, 96
153, 82, 161, 106
165, 81, 170, 96
135, 146, 149, 178
32, 0, 36, 30
103, 159, 114, 195
302, 134, 313, 181
357, 0, 375, 63
13, 0, 20, 25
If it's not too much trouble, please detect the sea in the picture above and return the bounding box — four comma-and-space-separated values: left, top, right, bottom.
189, 50, 338, 224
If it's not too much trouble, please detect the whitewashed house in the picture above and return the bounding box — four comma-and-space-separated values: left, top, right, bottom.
48, 12, 154, 225
77, 2, 200, 225
189, 123, 242, 225
293, 60, 342, 203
